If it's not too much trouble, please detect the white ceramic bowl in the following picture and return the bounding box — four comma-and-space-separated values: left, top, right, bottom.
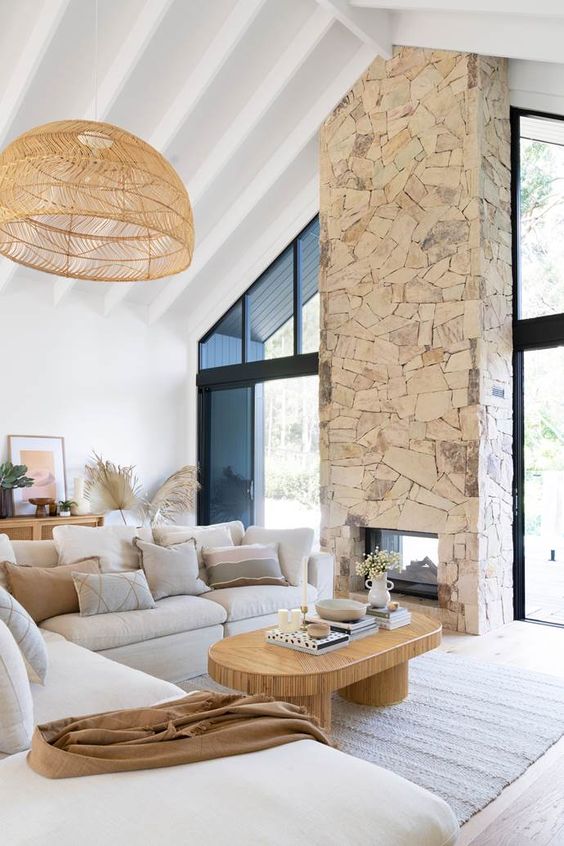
315, 598, 369, 622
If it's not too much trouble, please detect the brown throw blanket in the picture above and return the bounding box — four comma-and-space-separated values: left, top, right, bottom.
28, 691, 333, 779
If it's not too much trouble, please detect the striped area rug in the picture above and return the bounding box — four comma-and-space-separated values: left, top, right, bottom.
179, 650, 564, 824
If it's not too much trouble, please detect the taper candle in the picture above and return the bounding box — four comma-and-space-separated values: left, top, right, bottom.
302, 556, 309, 609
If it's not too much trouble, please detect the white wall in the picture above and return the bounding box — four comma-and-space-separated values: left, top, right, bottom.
0, 281, 190, 522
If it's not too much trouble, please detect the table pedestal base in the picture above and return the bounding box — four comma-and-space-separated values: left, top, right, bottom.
285, 692, 332, 731
340, 662, 409, 707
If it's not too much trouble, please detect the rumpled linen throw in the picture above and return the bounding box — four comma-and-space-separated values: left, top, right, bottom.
28, 691, 332, 779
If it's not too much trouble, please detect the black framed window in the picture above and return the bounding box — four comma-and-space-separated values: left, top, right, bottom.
512, 108, 564, 627
197, 217, 320, 533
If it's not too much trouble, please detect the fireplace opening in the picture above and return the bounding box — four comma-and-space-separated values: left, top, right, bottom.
365, 528, 438, 600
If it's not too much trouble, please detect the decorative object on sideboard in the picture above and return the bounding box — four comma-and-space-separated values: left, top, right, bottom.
58, 500, 76, 518
8, 435, 66, 517
356, 547, 401, 609
0, 462, 33, 519
70, 477, 90, 516
84, 453, 144, 526
29, 498, 55, 519
144, 465, 199, 526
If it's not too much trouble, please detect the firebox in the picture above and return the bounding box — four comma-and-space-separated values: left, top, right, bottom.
365, 528, 438, 600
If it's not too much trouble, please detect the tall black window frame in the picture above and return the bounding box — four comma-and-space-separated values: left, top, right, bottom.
512, 106, 564, 626
197, 217, 320, 525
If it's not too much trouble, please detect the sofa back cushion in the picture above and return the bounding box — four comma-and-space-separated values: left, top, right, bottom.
11, 540, 58, 568
73, 570, 156, 617
203, 544, 287, 590
152, 524, 236, 582
0, 620, 33, 754
53, 525, 152, 572
2, 558, 101, 623
0, 585, 48, 683
242, 527, 314, 586
0, 534, 16, 565
135, 537, 210, 600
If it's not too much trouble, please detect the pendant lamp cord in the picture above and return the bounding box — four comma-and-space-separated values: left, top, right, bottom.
94, 0, 99, 120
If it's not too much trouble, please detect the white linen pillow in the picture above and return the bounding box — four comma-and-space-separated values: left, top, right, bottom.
0, 585, 48, 684
53, 525, 152, 572
152, 525, 235, 582
73, 570, 156, 617
0, 620, 34, 754
0, 533, 16, 590
241, 526, 314, 586
135, 537, 210, 599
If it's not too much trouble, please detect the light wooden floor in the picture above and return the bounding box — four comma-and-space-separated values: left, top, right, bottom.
439, 621, 564, 845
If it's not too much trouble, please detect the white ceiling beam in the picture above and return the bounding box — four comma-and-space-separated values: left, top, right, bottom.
148, 43, 375, 325
188, 6, 334, 206
51, 0, 174, 306
352, 0, 564, 15
509, 59, 564, 115
316, 0, 392, 56
149, 0, 267, 153
392, 10, 564, 64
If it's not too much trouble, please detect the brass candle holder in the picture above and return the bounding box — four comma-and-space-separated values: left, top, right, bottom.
300, 604, 308, 632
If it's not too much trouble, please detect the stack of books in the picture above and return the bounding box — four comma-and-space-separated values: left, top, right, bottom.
306, 613, 379, 640
265, 627, 349, 655
366, 606, 412, 629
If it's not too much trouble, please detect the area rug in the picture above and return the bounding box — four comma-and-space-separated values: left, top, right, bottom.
179, 650, 564, 824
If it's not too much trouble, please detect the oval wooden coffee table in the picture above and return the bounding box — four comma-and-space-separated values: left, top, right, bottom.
208, 612, 441, 730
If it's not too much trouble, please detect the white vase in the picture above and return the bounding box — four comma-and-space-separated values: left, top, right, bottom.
70, 477, 90, 516
365, 573, 394, 608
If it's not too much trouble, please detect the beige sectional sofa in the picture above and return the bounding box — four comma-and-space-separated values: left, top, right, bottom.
6, 521, 334, 683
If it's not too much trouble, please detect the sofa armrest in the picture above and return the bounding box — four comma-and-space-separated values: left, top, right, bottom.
308, 552, 334, 600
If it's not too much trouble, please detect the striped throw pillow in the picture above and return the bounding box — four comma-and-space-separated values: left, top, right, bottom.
203, 544, 287, 590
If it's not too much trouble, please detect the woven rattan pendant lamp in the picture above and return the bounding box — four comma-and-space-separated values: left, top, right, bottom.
0, 119, 194, 282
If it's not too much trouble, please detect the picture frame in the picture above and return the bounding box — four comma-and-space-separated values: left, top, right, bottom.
8, 435, 67, 516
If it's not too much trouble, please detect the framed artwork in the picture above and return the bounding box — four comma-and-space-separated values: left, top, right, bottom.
8, 435, 66, 515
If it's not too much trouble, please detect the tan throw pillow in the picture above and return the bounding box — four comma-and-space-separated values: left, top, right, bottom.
135, 537, 210, 600
73, 570, 156, 617
203, 544, 287, 589
1, 558, 101, 623
0, 585, 48, 683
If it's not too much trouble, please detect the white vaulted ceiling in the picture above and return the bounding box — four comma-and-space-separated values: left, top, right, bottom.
0, 0, 562, 327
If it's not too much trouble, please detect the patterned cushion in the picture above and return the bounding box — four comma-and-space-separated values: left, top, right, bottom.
203, 544, 287, 590
73, 570, 156, 617
1, 558, 101, 624
135, 537, 210, 600
0, 585, 48, 684
0, 620, 33, 754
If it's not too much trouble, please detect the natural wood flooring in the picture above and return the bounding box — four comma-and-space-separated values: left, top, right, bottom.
438, 621, 564, 845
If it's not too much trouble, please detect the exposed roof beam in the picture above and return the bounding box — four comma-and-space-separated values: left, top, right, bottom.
51, 0, 174, 306
392, 10, 564, 64
188, 6, 334, 205
149, 0, 267, 153
316, 0, 392, 56
352, 0, 564, 15
0, 0, 71, 150
148, 43, 375, 324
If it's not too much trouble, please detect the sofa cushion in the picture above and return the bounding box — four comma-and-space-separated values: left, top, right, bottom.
0, 586, 48, 684
53, 525, 152, 572
0, 620, 33, 755
202, 584, 317, 623
74, 570, 156, 617
1, 558, 101, 623
0, 534, 15, 564
242, 526, 314, 586
135, 537, 210, 599
40, 594, 227, 651
32, 634, 182, 728
203, 544, 287, 589
12, 540, 59, 568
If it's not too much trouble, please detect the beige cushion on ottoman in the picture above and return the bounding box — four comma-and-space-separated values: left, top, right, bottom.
53, 525, 153, 572
40, 594, 227, 651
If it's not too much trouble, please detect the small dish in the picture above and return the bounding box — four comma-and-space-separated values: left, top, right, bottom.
315, 598, 369, 622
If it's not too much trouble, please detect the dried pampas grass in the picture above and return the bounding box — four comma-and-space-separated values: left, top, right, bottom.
147, 465, 199, 526
84, 453, 144, 525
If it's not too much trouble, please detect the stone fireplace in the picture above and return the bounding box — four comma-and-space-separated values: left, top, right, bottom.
319, 47, 513, 634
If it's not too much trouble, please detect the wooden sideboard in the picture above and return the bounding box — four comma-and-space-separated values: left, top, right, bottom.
0, 514, 105, 541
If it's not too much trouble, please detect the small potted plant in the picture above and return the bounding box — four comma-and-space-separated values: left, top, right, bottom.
0, 462, 34, 519
356, 547, 401, 608
58, 499, 76, 518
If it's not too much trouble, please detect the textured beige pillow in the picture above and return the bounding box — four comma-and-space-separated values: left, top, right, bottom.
1, 558, 101, 623
0, 620, 33, 754
152, 525, 234, 564
0, 585, 48, 683
242, 526, 314, 586
53, 525, 152, 572
73, 570, 156, 617
135, 537, 210, 600
203, 544, 287, 589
